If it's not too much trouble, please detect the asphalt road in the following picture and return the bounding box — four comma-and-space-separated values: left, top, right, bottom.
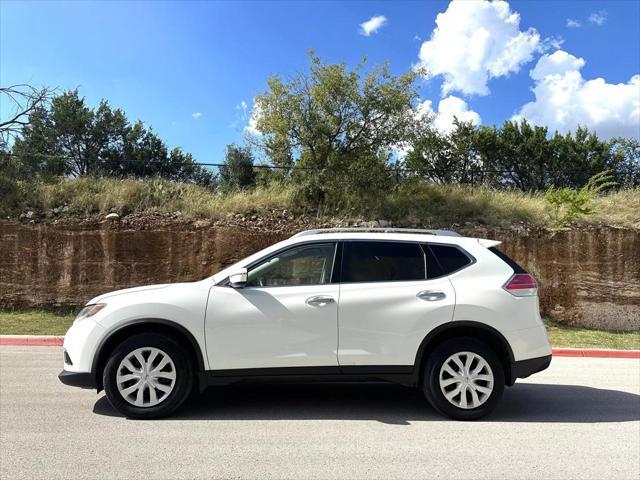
1, 346, 639, 480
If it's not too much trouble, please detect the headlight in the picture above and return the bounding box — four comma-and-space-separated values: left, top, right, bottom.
74, 303, 106, 324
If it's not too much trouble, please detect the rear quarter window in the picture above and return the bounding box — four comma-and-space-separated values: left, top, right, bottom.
427, 244, 473, 275
488, 247, 528, 274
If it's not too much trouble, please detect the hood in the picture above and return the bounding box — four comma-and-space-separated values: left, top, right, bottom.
86, 284, 170, 304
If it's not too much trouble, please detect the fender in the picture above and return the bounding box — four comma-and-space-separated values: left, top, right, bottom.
91, 318, 206, 377
412, 320, 516, 385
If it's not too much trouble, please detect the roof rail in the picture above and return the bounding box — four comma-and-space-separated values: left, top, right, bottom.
291, 227, 461, 238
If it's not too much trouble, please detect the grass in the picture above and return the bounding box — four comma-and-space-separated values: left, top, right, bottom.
589, 188, 640, 228
545, 319, 640, 350
0, 310, 75, 336
377, 182, 549, 227
4, 177, 298, 220
2, 177, 639, 228
1, 309, 638, 350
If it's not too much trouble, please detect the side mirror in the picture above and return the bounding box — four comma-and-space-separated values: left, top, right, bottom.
228, 268, 248, 288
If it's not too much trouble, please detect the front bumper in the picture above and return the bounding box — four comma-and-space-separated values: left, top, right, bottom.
58, 370, 96, 389
510, 354, 552, 384
62, 317, 105, 373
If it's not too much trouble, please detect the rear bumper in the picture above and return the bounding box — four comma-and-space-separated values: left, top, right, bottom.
510, 354, 551, 384
58, 370, 96, 389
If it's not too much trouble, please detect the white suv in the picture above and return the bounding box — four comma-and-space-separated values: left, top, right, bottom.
59, 228, 552, 420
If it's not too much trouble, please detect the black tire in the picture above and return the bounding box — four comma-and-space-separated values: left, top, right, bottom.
103, 333, 194, 419
422, 337, 504, 421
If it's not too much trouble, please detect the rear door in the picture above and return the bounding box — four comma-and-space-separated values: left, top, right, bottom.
337, 241, 456, 366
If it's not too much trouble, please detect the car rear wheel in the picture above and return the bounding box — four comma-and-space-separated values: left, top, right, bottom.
103, 333, 193, 419
423, 337, 504, 420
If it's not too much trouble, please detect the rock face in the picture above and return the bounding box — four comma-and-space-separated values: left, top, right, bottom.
0, 220, 637, 331
459, 226, 639, 331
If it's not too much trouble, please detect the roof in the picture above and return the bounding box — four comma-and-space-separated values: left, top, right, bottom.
212, 227, 500, 283
287, 227, 479, 247
291, 227, 461, 238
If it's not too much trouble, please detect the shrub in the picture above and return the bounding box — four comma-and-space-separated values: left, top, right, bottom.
545, 171, 617, 229
0, 177, 22, 215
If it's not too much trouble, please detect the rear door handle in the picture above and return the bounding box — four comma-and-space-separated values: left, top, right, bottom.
417, 290, 447, 301
306, 295, 336, 307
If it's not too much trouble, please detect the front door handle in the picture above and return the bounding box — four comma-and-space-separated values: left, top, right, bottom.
306, 295, 336, 307
417, 290, 447, 301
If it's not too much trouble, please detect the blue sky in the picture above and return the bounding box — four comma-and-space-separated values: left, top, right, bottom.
1, 0, 639, 163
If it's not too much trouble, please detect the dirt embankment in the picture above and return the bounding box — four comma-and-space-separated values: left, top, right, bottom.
0, 216, 638, 331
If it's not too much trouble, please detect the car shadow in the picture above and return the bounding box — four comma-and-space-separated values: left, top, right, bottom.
93, 382, 640, 424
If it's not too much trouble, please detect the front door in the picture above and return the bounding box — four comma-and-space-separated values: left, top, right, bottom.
205, 242, 339, 371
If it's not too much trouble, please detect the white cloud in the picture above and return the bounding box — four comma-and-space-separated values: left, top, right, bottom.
566, 18, 581, 28
514, 50, 640, 139
192, 112, 203, 119
394, 96, 481, 159
230, 101, 250, 130
359, 15, 387, 36
417, 0, 541, 96
421, 96, 482, 133
542, 35, 564, 51
530, 50, 584, 80
244, 103, 262, 136
436, 96, 482, 132
588, 11, 607, 26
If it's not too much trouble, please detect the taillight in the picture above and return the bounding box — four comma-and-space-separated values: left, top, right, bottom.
503, 273, 538, 297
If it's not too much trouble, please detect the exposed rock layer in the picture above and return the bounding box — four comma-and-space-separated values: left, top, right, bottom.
1, 219, 637, 331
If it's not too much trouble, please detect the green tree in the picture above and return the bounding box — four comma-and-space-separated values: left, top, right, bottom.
405, 120, 485, 185
12, 90, 129, 176
609, 137, 640, 187
475, 120, 559, 190
472, 121, 619, 190
552, 127, 615, 188
10, 89, 213, 186
252, 52, 420, 204
9, 105, 67, 179
219, 144, 256, 191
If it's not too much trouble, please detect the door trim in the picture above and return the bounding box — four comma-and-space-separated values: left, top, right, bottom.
198, 365, 415, 389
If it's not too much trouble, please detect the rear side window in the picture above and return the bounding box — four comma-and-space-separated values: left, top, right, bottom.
342, 242, 425, 283
488, 247, 527, 274
427, 244, 473, 275
423, 245, 445, 279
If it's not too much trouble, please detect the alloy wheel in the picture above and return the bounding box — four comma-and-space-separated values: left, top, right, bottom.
116, 347, 177, 407
439, 351, 494, 409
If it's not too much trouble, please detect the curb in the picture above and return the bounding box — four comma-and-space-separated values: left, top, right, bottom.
0, 335, 638, 358
0, 335, 64, 346
552, 348, 640, 359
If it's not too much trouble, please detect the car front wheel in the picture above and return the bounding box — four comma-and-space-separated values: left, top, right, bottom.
423, 337, 505, 420
103, 333, 193, 419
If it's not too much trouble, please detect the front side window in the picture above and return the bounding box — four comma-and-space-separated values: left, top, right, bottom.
341, 241, 425, 283
246, 243, 336, 287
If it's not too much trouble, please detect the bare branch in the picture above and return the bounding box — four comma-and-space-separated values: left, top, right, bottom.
0, 84, 54, 143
